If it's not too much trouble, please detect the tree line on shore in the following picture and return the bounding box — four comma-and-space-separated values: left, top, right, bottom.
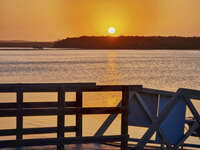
54, 36, 200, 49
1, 36, 200, 49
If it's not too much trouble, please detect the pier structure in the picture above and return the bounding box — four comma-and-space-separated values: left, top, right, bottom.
0, 83, 199, 150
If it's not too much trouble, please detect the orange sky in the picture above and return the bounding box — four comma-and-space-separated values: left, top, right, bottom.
0, 0, 200, 41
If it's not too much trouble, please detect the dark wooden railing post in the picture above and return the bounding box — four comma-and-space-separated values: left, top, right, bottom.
76, 91, 83, 137
16, 89, 23, 146
57, 87, 65, 150
121, 87, 129, 150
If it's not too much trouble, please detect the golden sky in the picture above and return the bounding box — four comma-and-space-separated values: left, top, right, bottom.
0, 0, 200, 41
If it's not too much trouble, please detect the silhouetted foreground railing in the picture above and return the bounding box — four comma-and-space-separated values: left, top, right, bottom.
0, 83, 142, 150
1, 83, 200, 150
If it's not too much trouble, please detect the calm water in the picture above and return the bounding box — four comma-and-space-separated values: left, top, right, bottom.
0, 49, 200, 91
0, 49, 200, 148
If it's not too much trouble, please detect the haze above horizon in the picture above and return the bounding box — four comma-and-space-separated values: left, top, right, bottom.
0, 0, 200, 41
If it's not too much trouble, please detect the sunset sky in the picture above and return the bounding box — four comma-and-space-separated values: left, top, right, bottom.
0, 0, 200, 41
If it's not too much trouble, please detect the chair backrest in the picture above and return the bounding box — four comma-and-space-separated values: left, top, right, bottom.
128, 89, 186, 145
156, 94, 186, 145
128, 91, 158, 127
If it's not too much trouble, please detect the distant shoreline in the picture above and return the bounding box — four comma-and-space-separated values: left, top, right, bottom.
54, 36, 200, 49
0, 41, 53, 48
0, 48, 200, 51
0, 48, 80, 51
1, 36, 200, 50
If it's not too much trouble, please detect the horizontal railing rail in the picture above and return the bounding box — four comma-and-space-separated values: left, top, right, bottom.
0, 84, 141, 92
0, 102, 77, 109
0, 135, 127, 148
0, 107, 123, 117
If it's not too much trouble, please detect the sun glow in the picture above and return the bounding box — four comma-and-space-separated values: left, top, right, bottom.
108, 27, 116, 34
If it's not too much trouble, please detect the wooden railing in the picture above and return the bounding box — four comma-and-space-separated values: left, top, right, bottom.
95, 87, 200, 150
0, 83, 142, 150
128, 88, 200, 149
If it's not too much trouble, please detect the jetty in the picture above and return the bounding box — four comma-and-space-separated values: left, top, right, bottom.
0, 83, 199, 150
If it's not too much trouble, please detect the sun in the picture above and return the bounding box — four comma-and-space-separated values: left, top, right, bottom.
108, 27, 116, 34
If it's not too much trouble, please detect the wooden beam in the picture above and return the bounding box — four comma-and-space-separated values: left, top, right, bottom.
121, 87, 129, 150
0, 138, 57, 148
182, 88, 200, 100
63, 135, 126, 144
57, 87, 65, 150
16, 89, 23, 146
63, 85, 142, 92
0, 135, 125, 148
0, 126, 76, 136
64, 107, 123, 115
0, 84, 141, 93
0, 107, 123, 117
76, 91, 83, 137
0, 102, 76, 109
0, 83, 96, 92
